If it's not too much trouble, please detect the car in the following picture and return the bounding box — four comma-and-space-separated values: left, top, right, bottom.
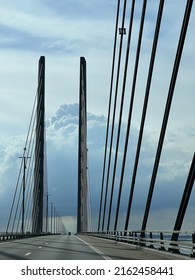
68, 232, 71, 235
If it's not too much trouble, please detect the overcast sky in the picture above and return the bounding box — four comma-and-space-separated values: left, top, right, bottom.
0, 0, 116, 138
0, 0, 194, 233
0, 0, 194, 133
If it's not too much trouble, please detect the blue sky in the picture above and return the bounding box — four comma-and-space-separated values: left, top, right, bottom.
0, 0, 195, 232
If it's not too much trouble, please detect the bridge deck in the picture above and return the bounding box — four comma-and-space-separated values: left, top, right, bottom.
77, 234, 190, 260
0, 234, 190, 260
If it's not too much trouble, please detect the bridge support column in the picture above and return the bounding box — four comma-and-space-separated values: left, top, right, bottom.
77, 57, 89, 233
32, 56, 45, 234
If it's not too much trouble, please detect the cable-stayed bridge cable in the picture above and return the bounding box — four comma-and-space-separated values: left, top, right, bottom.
124, 0, 165, 232
110, 0, 147, 232
6, 64, 44, 233
141, 0, 194, 234
101, 0, 127, 231
98, 0, 121, 231
106, 0, 136, 231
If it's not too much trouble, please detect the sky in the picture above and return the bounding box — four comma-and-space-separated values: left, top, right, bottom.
0, 0, 195, 233
0, 0, 116, 133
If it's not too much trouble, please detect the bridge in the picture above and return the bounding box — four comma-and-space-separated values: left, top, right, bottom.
0, 0, 194, 260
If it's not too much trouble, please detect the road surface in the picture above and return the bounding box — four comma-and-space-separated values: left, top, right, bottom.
0, 234, 190, 260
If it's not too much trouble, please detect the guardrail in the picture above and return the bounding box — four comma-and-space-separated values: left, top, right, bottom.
84, 230, 195, 258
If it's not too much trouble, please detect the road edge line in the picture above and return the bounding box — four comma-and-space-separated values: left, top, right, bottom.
75, 235, 112, 260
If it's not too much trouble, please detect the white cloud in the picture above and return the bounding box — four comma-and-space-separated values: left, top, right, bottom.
0, 136, 24, 190
0, 102, 194, 233
0, 1, 114, 51
0, 1, 115, 133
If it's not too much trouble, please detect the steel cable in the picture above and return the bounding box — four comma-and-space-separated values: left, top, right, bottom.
124, 0, 165, 232
141, 0, 194, 234
101, 0, 127, 231
106, 0, 136, 231
98, 0, 121, 231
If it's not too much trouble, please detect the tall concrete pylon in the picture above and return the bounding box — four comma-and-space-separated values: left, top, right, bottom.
32, 56, 45, 233
77, 57, 89, 233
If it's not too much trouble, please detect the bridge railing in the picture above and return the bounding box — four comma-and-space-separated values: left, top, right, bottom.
84, 230, 195, 258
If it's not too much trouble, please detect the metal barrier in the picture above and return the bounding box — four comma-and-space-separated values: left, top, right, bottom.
84, 230, 195, 258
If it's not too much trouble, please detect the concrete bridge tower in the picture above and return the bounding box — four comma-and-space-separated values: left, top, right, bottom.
77, 57, 89, 233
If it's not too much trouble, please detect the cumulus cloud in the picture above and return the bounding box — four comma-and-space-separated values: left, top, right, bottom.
0, 136, 25, 195
46, 104, 194, 231
0, 103, 194, 232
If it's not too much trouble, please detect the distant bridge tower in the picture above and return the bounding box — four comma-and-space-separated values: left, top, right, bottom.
77, 57, 89, 233
32, 56, 45, 233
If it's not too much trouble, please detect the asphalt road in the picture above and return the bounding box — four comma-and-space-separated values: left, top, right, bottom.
0, 234, 105, 260
0, 234, 190, 260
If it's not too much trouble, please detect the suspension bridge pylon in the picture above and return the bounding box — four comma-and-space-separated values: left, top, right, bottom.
77, 57, 89, 233
32, 56, 45, 234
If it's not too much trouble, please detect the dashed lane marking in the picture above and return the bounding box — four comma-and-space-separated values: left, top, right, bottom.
25, 252, 31, 256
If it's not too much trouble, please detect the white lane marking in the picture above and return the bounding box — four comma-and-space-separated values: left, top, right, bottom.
25, 252, 31, 256
38, 246, 42, 248
75, 236, 112, 260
